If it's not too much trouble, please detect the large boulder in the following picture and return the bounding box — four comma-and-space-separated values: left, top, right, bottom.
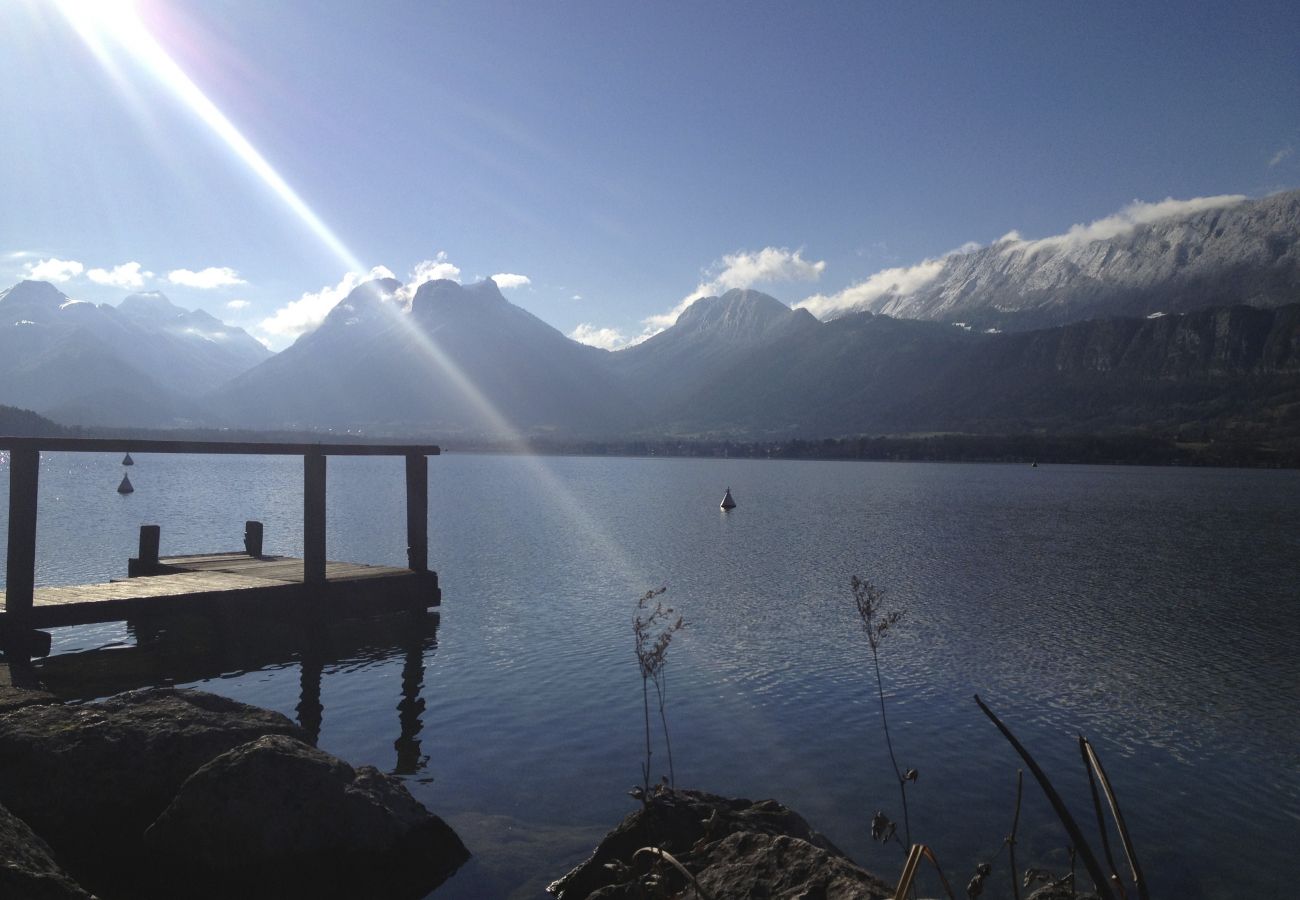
548, 788, 892, 900
143, 734, 469, 898
0, 688, 303, 877
0, 802, 95, 900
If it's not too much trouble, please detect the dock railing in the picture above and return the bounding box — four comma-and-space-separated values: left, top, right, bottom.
1, 437, 440, 654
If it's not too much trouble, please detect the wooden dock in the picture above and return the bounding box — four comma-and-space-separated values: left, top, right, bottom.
1, 438, 442, 659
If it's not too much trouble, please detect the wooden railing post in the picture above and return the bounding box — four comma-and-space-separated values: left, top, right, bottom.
304, 450, 326, 584
405, 453, 428, 572
4, 448, 39, 636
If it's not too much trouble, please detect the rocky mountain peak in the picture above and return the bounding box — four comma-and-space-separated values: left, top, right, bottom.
0, 280, 70, 318
673, 288, 804, 344
118, 291, 185, 320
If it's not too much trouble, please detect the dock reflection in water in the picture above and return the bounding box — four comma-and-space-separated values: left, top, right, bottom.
32, 610, 438, 777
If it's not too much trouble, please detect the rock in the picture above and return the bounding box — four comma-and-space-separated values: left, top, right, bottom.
0, 801, 96, 900
0, 687, 303, 879
143, 734, 469, 898
548, 788, 891, 900
689, 830, 893, 899
0, 662, 58, 714
0, 684, 58, 715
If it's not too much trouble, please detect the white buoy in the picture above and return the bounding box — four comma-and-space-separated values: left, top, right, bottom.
117, 473, 134, 494
122, 452, 134, 466
720, 487, 736, 510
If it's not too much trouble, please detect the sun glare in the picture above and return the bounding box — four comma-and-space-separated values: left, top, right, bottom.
52, 0, 363, 274
50, 0, 647, 590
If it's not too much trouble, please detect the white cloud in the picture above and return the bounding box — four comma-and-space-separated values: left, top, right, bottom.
226, 299, 250, 311
167, 266, 246, 289
491, 272, 531, 289
26, 257, 84, 282
569, 322, 628, 350
1269, 145, 1294, 168
796, 258, 947, 319
410, 254, 461, 284
1008, 195, 1247, 257
398, 252, 462, 304
258, 265, 395, 340
642, 246, 827, 335
87, 261, 150, 289
570, 293, 583, 301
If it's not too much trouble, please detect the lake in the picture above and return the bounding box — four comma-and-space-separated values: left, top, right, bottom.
2, 451, 1298, 899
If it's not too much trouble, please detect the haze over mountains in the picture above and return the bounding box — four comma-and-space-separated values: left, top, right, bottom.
3, 190, 1299, 441
0, 280, 269, 426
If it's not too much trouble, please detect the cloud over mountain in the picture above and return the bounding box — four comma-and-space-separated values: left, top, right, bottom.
25, 257, 83, 282
259, 265, 396, 342
643, 246, 826, 336
88, 261, 150, 288
569, 322, 627, 350
167, 266, 246, 289
491, 272, 531, 289
796, 193, 1257, 320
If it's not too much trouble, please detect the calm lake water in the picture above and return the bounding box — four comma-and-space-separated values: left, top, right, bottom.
1, 451, 1297, 899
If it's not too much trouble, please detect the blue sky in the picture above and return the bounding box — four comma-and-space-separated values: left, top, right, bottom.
3, 0, 1297, 349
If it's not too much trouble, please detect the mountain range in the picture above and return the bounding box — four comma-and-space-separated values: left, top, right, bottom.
2, 189, 1298, 442
849, 190, 1300, 331
0, 281, 269, 426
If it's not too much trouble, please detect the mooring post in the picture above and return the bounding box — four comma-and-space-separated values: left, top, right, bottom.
138, 525, 160, 565
405, 453, 428, 572
304, 450, 326, 584
127, 524, 162, 576
4, 448, 39, 637
244, 520, 264, 558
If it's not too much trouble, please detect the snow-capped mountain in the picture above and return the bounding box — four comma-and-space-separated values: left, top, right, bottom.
826, 190, 1300, 330
0, 281, 270, 425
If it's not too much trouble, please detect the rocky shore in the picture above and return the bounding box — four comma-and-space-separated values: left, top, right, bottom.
549, 786, 1101, 900
0, 681, 468, 899
548, 787, 895, 900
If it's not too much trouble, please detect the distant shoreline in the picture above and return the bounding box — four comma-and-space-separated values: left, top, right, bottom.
448, 433, 1300, 470
6, 416, 1296, 470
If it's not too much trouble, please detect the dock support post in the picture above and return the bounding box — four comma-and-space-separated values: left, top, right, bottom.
138, 525, 160, 566
127, 524, 161, 576
304, 450, 326, 584
4, 448, 39, 658
244, 520, 264, 558
405, 453, 428, 572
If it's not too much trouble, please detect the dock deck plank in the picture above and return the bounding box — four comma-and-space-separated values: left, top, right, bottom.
0, 553, 438, 634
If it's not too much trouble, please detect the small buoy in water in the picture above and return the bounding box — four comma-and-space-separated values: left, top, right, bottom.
117, 473, 134, 494
720, 487, 736, 510
122, 452, 134, 466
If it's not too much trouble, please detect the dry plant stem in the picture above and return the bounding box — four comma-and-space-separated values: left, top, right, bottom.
633, 846, 714, 900
973, 694, 1116, 900
1080, 736, 1124, 898
852, 576, 910, 848
872, 646, 911, 847
892, 844, 955, 900
1008, 768, 1023, 900
641, 674, 653, 800
1082, 737, 1148, 900
655, 667, 675, 787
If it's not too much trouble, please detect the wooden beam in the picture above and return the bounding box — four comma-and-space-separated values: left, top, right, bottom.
304, 451, 326, 584
4, 448, 39, 624
0, 437, 440, 457
405, 453, 428, 572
